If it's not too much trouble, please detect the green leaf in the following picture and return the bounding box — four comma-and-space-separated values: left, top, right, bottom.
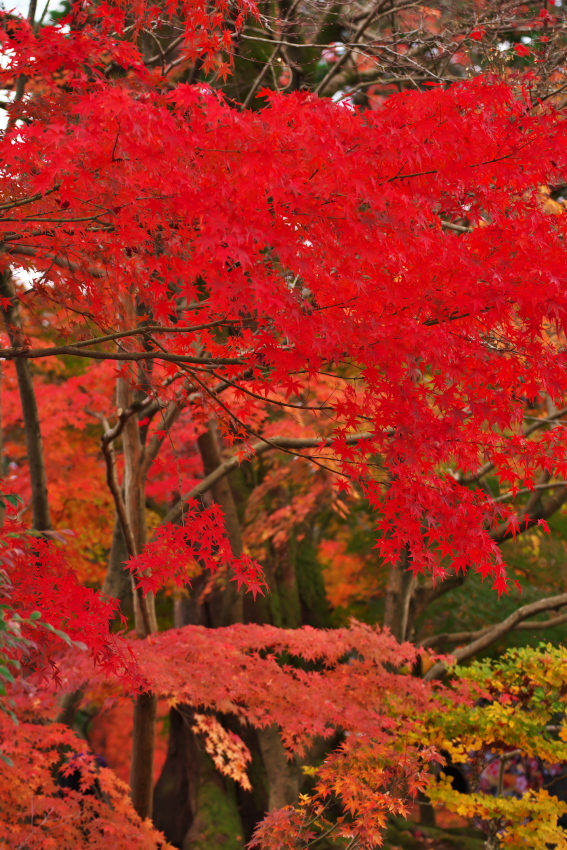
4, 495, 22, 507
0, 666, 15, 682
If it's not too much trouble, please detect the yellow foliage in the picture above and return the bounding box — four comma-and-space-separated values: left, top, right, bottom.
415, 644, 567, 848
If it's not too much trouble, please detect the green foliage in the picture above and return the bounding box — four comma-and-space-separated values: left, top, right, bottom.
385, 816, 484, 850
189, 756, 245, 850
295, 540, 332, 628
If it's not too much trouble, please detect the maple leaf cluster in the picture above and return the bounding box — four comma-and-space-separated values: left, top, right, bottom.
24, 621, 448, 846
125, 500, 265, 598
0, 714, 171, 849
3, 69, 567, 585
0, 513, 140, 689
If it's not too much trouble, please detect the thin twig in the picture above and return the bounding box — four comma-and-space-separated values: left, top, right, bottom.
459, 405, 567, 485
242, 0, 302, 108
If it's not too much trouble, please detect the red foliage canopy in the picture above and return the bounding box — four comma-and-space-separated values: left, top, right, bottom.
38, 622, 455, 847
3, 57, 567, 585
2, 0, 567, 844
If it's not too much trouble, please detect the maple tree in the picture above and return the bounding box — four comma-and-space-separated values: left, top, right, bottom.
2, 0, 567, 845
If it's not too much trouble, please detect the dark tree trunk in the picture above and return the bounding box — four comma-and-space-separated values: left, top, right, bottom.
0, 272, 51, 532
130, 691, 158, 821
102, 516, 133, 616
197, 421, 243, 625
153, 707, 199, 846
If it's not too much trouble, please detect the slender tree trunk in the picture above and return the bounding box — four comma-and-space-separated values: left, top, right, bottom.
198, 423, 301, 813
154, 423, 247, 845
0, 271, 51, 531
131, 692, 158, 819
197, 421, 243, 625
383, 547, 415, 642
117, 377, 158, 634
116, 376, 158, 820
155, 421, 297, 846
102, 516, 133, 613
257, 724, 300, 811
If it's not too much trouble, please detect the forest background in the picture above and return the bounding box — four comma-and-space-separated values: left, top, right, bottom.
4, 0, 567, 848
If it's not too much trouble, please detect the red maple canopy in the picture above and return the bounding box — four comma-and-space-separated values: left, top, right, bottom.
2, 8, 567, 587
2, 1, 567, 845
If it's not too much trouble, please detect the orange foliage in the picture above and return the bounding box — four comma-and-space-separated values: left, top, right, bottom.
319, 538, 381, 609
0, 715, 171, 849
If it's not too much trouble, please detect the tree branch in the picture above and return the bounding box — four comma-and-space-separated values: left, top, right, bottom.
100, 419, 153, 637
492, 479, 563, 504
48, 322, 238, 352
314, 0, 415, 95
1, 243, 108, 277
0, 343, 244, 366
421, 609, 567, 650
409, 572, 468, 629
142, 399, 183, 477
424, 593, 567, 680
163, 431, 374, 524
0, 272, 51, 532
242, 0, 303, 108
490, 484, 567, 545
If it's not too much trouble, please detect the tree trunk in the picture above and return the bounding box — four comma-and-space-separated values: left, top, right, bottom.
117, 377, 157, 634
155, 422, 306, 841
383, 547, 415, 642
257, 725, 300, 811
102, 516, 133, 616
153, 706, 197, 846
131, 691, 158, 820
116, 376, 158, 820
0, 272, 51, 531
197, 421, 243, 625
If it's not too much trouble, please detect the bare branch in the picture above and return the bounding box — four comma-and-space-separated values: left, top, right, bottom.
242, 0, 303, 109
315, 0, 416, 95
1, 243, 108, 277
50, 321, 238, 352
142, 399, 183, 476
163, 431, 374, 524
491, 484, 567, 545
421, 609, 567, 649
424, 593, 567, 680
0, 343, 244, 366
492, 480, 565, 504
0, 184, 61, 212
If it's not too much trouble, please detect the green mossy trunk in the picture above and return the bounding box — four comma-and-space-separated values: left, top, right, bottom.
183, 757, 245, 850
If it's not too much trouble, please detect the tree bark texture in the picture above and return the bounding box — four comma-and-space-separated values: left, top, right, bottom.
116, 376, 158, 820
197, 421, 243, 625
101, 516, 133, 615
0, 271, 51, 531
130, 691, 158, 821
257, 724, 301, 812
383, 547, 414, 642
